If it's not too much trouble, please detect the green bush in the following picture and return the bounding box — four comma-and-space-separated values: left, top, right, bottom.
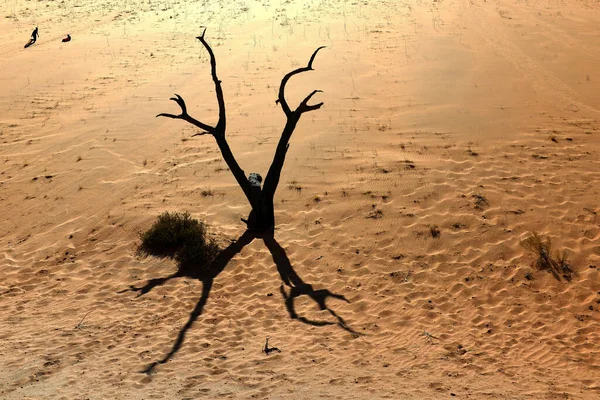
138, 212, 220, 269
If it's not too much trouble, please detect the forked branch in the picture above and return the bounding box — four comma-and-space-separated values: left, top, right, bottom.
156, 27, 227, 137
277, 46, 326, 116
156, 30, 256, 209
263, 47, 326, 200
156, 94, 214, 135
298, 89, 324, 113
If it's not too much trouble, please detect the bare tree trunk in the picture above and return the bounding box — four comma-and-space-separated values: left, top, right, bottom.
157, 29, 324, 234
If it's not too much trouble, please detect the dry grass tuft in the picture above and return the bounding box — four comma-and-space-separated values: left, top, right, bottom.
472, 193, 489, 210
520, 232, 573, 281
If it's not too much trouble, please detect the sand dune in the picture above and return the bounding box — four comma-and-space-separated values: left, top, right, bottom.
1, 0, 600, 398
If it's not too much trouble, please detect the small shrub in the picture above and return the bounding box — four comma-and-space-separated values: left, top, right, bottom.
138, 212, 220, 270
520, 232, 573, 281
430, 225, 441, 238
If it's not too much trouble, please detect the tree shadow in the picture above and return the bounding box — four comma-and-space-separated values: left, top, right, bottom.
120, 230, 355, 374
262, 235, 357, 335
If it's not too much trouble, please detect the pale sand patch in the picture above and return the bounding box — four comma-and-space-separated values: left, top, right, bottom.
1, 0, 599, 399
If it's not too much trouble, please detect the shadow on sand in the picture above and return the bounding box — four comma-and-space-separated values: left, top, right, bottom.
119, 230, 357, 374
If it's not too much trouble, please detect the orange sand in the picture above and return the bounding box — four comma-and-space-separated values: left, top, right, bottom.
1, 0, 599, 398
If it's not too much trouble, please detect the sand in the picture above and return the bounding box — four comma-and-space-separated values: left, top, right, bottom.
1, 0, 600, 398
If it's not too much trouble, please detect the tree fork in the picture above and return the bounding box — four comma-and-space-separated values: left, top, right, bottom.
157, 29, 324, 233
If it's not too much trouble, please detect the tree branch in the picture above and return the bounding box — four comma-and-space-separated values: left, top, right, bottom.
264, 47, 326, 200
156, 94, 215, 134
298, 89, 324, 113
157, 31, 257, 210
191, 30, 257, 208
197, 28, 226, 136
277, 46, 326, 116
262, 117, 297, 201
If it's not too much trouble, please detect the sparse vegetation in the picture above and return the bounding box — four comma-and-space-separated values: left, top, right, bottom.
520, 231, 573, 281
472, 193, 489, 210
430, 225, 441, 238
138, 212, 220, 269
525, 272, 534, 281
367, 205, 383, 219
288, 182, 302, 192
467, 147, 479, 156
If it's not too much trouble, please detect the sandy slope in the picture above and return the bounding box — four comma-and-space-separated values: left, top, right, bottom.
1, 0, 599, 398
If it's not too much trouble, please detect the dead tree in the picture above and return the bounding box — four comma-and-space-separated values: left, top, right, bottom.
158, 29, 325, 234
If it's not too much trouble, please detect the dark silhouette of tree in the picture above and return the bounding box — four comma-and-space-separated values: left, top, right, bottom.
157, 28, 325, 233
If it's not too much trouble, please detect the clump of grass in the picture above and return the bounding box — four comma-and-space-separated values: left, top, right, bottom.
525, 272, 534, 281
138, 212, 220, 270
520, 231, 573, 281
430, 225, 441, 238
366, 204, 383, 219
288, 181, 302, 193
472, 193, 489, 210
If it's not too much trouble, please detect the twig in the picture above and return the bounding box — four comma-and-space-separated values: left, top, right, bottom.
263, 337, 281, 355
422, 331, 440, 343
75, 310, 94, 329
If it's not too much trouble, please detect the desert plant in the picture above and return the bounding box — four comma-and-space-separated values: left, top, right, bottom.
138, 212, 220, 269
520, 231, 573, 281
